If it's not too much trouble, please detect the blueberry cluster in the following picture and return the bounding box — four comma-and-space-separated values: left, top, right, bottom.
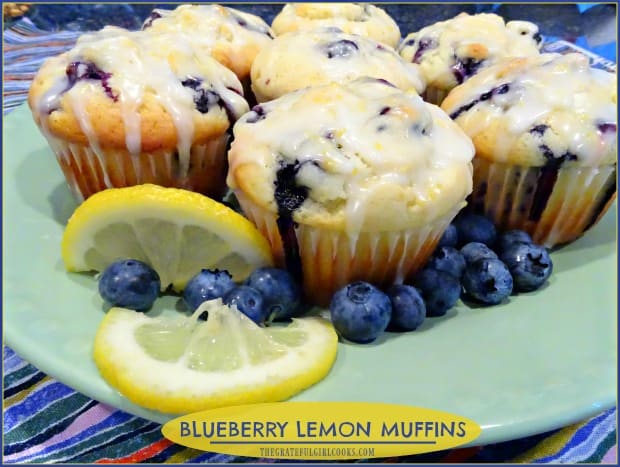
98, 263, 301, 325
328, 212, 553, 344
97, 215, 553, 343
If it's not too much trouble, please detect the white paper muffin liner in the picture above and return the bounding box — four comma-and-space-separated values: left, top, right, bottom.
44, 133, 229, 202
469, 158, 617, 247
235, 191, 462, 306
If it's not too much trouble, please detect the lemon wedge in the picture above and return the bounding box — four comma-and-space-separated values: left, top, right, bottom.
93, 300, 338, 414
61, 184, 273, 290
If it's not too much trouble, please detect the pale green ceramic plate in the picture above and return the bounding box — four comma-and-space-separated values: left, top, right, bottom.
3, 104, 617, 446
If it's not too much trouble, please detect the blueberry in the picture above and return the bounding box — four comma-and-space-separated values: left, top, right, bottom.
142, 10, 161, 29
412, 268, 461, 317
245, 105, 267, 124
223, 285, 267, 324
436, 224, 458, 248
329, 281, 392, 344
426, 246, 466, 279
184, 269, 236, 312
462, 258, 513, 305
387, 285, 426, 331
245, 267, 300, 321
499, 243, 553, 292
412, 37, 437, 63
274, 160, 308, 215
496, 230, 533, 254
98, 259, 160, 311
323, 39, 359, 59
460, 242, 498, 264
453, 213, 497, 246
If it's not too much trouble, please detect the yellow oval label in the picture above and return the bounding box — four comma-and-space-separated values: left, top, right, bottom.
162, 402, 482, 460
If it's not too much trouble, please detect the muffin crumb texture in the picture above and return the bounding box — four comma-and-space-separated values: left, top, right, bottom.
228, 78, 475, 233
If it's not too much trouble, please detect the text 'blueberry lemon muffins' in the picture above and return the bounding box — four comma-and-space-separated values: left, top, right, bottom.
251, 27, 425, 103
227, 78, 475, 306
399, 12, 543, 105
142, 4, 273, 100
28, 27, 249, 201
441, 53, 617, 247
271, 3, 401, 49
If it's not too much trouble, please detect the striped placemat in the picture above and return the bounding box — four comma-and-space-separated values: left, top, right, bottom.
3, 16, 617, 464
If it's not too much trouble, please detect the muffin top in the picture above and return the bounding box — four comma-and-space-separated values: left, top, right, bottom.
271, 3, 401, 48
28, 27, 249, 161
250, 27, 425, 102
399, 13, 542, 91
227, 78, 475, 233
441, 53, 617, 167
141, 4, 274, 79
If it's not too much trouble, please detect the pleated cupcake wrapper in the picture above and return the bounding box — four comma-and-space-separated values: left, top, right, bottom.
235, 191, 461, 306
44, 133, 229, 202
469, 158, 617, 248
422, 86, 450, 106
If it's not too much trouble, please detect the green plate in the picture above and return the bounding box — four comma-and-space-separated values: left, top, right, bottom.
3, 104, 617, 446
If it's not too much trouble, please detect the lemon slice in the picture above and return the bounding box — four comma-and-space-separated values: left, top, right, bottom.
93, 300, 338, 414
61, 184, 273, 290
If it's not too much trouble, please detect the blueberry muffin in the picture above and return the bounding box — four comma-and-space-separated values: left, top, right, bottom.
271, 3, 401, 48
28, 27, 249, 201
399, 12, 542, 105
227, 78, 475, 305
142, 4, 274, 100
251, 27, 425, 103
441, 53, 617, 247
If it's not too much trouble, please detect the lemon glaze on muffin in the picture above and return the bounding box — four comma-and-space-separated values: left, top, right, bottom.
251, 27, 425, 103
271, 3, 401, 48
228, 78, 474, 304
399, 12, 542, 104
441, 53, 617, 246
141, 4, 274, 82
28, 27, 249, 201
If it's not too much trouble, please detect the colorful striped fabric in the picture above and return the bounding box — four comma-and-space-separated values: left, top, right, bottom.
3, 16, 617, 464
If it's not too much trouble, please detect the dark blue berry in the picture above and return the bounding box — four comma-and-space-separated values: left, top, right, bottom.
451, 57, 484, 84
437, 224, 458, 248
449, 83, 511, 120
461, 242, 498, 264
499, 243, 553, 292
462, 258, 513, 305
412, 268, 461, 317
184, 269, 236, 312
530, 124, 549, 135
274, 160, 308, 215
323, 39, 359, 59
411, 37, 437, 63
223, 285, 267, 324
453, 213, 497, 246
496, 230, 533, 254
597, 123, 617, 134
245, 267, 300, 321
142, 10, 161, 29
98, 259, 160, 311
329, 281, 392, 344
245, 105, 267, 123
427, 246, 466, 279
387, 285, 426, 331
66, 61, 117, 101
